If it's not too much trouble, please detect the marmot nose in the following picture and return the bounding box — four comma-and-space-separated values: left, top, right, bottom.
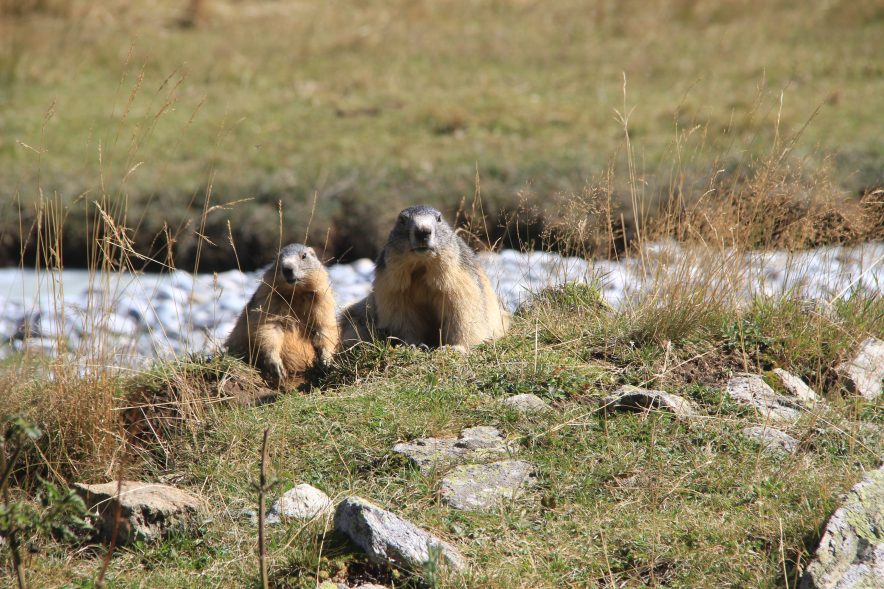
282, 267, 296, 281
413, 227, 432, 241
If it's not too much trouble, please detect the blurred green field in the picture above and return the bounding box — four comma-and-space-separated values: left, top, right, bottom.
1, 0, 882, 269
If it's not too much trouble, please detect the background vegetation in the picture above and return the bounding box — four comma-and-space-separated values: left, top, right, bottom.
1, 0, 882, 269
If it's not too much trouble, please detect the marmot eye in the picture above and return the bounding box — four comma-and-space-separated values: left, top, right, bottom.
435, 213, 442, 222
398, 214, 407, 224
301, 253, 307, 260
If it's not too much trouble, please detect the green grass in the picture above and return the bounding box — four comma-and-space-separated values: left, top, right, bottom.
2, 283, 881, 588
1, 0, 882, 268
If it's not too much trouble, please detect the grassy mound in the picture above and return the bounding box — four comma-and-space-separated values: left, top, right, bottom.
1, 279, 881, 587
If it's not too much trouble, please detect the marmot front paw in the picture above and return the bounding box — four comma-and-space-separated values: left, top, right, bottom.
265, 358, 286, 388
316, 348, 335, 368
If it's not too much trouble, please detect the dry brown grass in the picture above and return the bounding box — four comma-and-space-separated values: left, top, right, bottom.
651, 159, 880, 251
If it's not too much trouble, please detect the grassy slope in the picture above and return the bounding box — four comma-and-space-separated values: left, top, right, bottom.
3, 284, 882, 588
1, 0, 882, 267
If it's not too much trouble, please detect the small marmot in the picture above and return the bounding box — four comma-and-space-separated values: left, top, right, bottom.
339, 205, 509, 350
226, 243, 339, 387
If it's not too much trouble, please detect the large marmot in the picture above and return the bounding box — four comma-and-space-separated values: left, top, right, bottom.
339, 205, 509, 349
226, 243, 339, 387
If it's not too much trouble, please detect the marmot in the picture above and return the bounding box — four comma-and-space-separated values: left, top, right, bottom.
339, 205, 509, 349
226, 243, 339, 387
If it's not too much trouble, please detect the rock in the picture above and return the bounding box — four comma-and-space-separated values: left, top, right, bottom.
334, 496, 467, 573
266, 483, 332, 524
801, 465, 884, 589
238, 508, 258, 525
74, 481, 203, 546
351, 258, 375, 278
741, 426, 799, 455
773, 368, 819, 405
392, 425, 512, 475
726, 374, 802, 423
836, 337, 884, 400
392, 437, 460, 475
456, 426, 507, 450
440, 460, 537, 512
500, 393, 551, 414
600, 385, 699, 420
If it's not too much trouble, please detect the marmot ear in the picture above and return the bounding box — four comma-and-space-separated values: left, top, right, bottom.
307, 247, 315, 256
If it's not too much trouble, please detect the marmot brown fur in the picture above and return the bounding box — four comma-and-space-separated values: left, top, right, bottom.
226, 243, 338, 387
339, 205, 509, 350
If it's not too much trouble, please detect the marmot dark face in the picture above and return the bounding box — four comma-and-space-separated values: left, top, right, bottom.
385, 205, 455, 258
270, 243, 323, 291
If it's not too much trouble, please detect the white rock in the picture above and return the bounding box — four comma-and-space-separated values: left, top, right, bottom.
726, 374, 802, 423
190, 308, 216, 329
12, 337, 59, 355
801, 465, 884, 589
500, 393, 551, 414
102, 312, 137, 335
773, 368, 819, 405
327, 263, 359, 283
351, 258, 375, 277
392, 425, 512, 475
742, 426, 799, 455
212, 321, 236, 342
266, 483, 332, 524
168, 270, 195, 290
74, 481, 203, 546
440, 460, 537, 512
601, 385, 699, 420
836, 337, 884, 400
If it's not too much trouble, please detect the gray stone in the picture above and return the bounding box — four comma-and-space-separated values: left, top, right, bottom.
742, 426, 799, 455
392, 425, 512, 475
74, 481, 203, 546
601, 385, 699, 420
801, 465, 884, 589
440, 460, 537, 512
837, 337, 884, 400
455, 426, 507, 450
500, 393, 551, 414
334, 496, 466, 573
238, 508, 258, 525
773, 368, 819, 405
266, 483, 332, 524
726, 374, 802, 423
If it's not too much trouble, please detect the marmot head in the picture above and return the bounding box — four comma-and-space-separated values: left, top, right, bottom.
267, 243, 325, 291
384, 205, 456, 259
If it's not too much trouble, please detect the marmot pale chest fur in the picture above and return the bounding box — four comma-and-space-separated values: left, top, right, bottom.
226, 243, 339, 387
340, 205, 509, 349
